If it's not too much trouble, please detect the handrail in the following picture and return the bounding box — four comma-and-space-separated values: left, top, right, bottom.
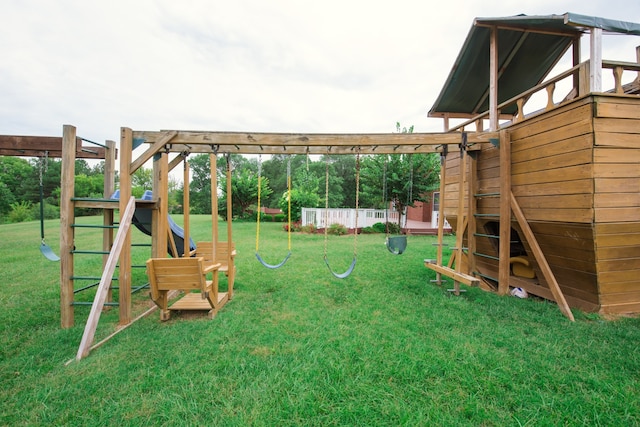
449, 59, 640, 133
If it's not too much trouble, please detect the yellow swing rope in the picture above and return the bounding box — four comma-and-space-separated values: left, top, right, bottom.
255, 155, 292, 268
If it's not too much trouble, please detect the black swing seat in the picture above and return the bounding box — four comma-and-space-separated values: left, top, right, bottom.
386, 236, 407, 255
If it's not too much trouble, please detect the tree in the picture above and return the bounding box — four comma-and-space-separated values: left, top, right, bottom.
220, 166, 272, 219
189, 154, 212, 214
360, 123, 440, 228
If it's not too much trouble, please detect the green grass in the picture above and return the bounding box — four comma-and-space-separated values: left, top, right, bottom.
2, 216, 640, 425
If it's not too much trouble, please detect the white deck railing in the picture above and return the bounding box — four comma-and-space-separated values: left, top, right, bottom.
301, 208, 404, 229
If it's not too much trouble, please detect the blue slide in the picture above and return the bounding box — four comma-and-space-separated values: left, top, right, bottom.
111, 190, 196, 257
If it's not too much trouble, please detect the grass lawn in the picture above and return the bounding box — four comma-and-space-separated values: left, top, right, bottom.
1, 215, 640, 426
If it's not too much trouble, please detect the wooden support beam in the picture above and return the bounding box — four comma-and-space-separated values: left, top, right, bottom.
453, 136, 468, 295
489, 26, 499, 131
498, 130, 511, 295
130, 130, 177, 175
76, 197, 136, 360
118, 128, 134, 325
510, 192, 575, 321
131, 130, 497, 155
467, 150, 477, 279
433, 149, 448, 284
0, 135, 108, 159
60, 125, 76, 328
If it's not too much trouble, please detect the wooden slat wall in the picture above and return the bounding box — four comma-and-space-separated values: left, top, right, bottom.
593, 95, 640, 314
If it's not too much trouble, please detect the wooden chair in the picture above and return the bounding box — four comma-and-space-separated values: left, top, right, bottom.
194, 241, 236, 299
146, 257, 227, 321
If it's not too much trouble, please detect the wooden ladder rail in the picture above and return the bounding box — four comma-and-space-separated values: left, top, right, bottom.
425, 133, 479, 290
75, 196, 136, 361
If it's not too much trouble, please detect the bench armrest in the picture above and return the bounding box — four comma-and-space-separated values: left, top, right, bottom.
203, 262, 222, 273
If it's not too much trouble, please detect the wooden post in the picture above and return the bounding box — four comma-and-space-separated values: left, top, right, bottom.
590, 27, 602, 93
60, 125, 76, 328
118, 128, 133, 325
210, 153, 218, 260
510, 192, 575, 322
489, 26, 499, 131
434, 148, 447, 284
467, 150, 477, 280
103, 140, 116, 305
498, 130, 511, 295
226, 154, 234, 299
453, 136, 467, 295
183, 156, 190, 257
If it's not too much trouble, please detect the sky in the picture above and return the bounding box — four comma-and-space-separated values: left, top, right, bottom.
1, 0, 640, 146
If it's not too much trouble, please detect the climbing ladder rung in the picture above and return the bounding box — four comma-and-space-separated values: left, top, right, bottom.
71, 250, 110, 255
73, 301, 119, 306
473, 213, 500, 218
473, 271, 498, 282
474, 192, 500, 197
474, 233, 499, 239
473, 252, 500, 261
71, 224, 119, 229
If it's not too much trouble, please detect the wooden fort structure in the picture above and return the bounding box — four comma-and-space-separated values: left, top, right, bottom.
424, 13, 640, 318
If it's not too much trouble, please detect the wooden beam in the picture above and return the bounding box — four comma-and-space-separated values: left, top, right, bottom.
425, 261, 480, 287
130, 130, 177, 175
131, 130, 497, 155
510, 192, 575, 321
0, 135, 108, 158
590, 27, 603, 92
498, 130, 511, 295
118, 128, 134, 325
60, 125, 76, 328
489, 26, 499, 131
453, 138, 468, 295
76, 197, 136, 360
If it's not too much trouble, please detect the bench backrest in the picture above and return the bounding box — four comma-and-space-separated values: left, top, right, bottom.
195, 241, 235, 267
146, 257, 207, 292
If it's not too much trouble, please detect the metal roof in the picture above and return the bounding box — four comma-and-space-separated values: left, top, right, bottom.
428, 13, 640, 118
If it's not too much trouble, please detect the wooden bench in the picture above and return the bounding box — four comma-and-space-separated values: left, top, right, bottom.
194, 241, 236, 299
146, 257, 227, 321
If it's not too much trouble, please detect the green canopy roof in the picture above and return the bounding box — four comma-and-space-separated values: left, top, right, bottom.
429, 13, 640, 118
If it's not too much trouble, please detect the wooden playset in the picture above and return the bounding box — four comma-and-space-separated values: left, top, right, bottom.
1, 13, 639, 359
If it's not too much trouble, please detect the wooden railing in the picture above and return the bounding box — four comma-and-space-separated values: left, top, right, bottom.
450, 59, 640, 133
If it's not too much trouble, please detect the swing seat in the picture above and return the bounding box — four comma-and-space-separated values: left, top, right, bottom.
386, 236, 407, 255
146, 257, 226, 321
194, 241, 236, 299
40, 242, 60, 261
256, 251, 291, 269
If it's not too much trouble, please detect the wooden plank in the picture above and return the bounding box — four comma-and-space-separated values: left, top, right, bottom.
424, 261, 480, 286
498, 130, 511, 295
594, 117, 640, 134
598, 280, 640, 293
513, 178, 593, 197
509, 101, 593, 141
76, 197, 136, 360
595, 207, 640, 223
512, 164, 592, 186
119, 128, 134, 325
594, 147, 640, 163
597, 245, 640, 260
512, 134, 593, 165
595, 232, 640, 247
594, 222, 640, 234
594, 193, 640, 208
595, 132, 640, 148
511, 148, 592, 176
594, 163, 640, 179
595, 178, 640, 193
596, 102, 640, 121
510, 192, 575, 321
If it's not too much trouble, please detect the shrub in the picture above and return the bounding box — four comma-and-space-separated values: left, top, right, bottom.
372, 221, 401, 234
274, 213, 286, 222
327, 223, 348, 236
283, 221, 302, 232
360, 226, 377, 234
8, 201, 33, 223
300, 223, 316, 234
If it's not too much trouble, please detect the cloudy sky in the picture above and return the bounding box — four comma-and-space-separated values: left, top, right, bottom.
2, 0, 639, 145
